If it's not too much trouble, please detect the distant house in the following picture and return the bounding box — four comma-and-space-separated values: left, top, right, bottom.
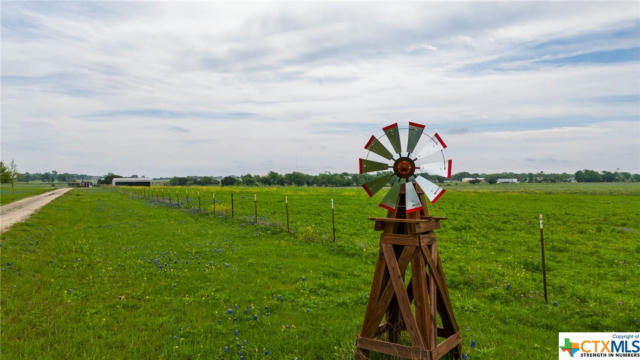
496, 178, 518, 184
112, 178, 151, 187
461, 177, 485, 183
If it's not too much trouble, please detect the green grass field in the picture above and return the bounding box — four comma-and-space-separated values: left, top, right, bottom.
1, 184, 639, 359
0, 183, 60, 205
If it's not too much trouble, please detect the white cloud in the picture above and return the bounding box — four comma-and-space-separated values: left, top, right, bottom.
1, 2, 639, 176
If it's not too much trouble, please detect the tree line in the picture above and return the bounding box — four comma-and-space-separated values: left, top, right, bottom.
4, 163, 639, 187
164, 169, 640, 187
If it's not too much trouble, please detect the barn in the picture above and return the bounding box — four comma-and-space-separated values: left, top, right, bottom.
112, 178, 151, 187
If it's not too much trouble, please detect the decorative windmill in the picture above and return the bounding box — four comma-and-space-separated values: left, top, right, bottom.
356, 122, 461, 360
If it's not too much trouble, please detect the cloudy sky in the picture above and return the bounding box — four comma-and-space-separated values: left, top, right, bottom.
2, 1, 639, 177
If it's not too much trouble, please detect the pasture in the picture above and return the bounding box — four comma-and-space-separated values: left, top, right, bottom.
1, 184, 639, 359
0, 183, 59, 205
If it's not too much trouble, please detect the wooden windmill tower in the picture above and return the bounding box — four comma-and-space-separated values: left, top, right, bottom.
356, 123, 461, 360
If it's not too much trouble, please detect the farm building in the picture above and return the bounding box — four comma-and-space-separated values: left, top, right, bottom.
496, 178, 518, 184
68, 180, 94, 187
461, 177, 484, 183
112, 178, 151, 187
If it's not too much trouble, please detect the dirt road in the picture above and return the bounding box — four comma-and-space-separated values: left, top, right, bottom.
0, 188, 73, 233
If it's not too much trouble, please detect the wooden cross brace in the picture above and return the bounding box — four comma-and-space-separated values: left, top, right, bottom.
356, 233, 461, 360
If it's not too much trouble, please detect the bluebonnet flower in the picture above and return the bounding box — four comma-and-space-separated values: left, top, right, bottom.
227, 309, 234, 314
253, 315, 258, 321
277, 295, 282, 300
224, 346, 229, 352
218, 320, 223, 324
553, 301, 558, 307
234, 304, 238, 309
471, 340, 476, 348
244, 310, 248, 315
7, 263, 11, 267
234, 329, 239, 336
174, 260, 178, 264
173, 336, 177, 341
185, 261, 188, 264
302, 277, 306, 282
506, 284, 511, 290
462, 354, 468, 360
264, 350, 269, 355
67, 289, 73, 294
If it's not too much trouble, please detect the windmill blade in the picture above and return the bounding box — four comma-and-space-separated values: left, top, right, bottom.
379, 181, 401, 211
418, 159, 452, 178
414, 132, 447, 160
361, 174, 393, 197
364, 135, 394, 160
406, 122, 425, 155
415, 175, 446, 204
405, 182, 423, 214
383, 123, 402, 155
359, 158, 389, 174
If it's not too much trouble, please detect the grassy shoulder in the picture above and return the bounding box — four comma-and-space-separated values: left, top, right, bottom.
0, 183, 61, 205
1, 187, 638, 359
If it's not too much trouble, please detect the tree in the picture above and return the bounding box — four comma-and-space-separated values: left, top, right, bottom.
169, 177, 188, 186
486, 175, 497, 184
221, 176, 239, 186
0, 161, 11, 184
97, 173, 123, 185
50, 170, 57, 186
241, 174, 257, 186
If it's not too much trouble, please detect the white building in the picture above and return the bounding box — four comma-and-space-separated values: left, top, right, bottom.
496, 178, 518, 184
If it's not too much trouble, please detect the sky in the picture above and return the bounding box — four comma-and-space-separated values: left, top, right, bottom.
1, 1, 639, 177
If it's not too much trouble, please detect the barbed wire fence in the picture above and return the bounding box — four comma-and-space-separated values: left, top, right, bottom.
111, 186, 344, 244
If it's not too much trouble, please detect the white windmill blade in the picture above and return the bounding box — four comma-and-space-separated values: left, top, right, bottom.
414, 132, 447, 160
415, 175, 446, 204
405, 182, 423, 214
417, 159, 452, 179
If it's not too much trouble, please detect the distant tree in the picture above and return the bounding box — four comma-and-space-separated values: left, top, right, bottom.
0, 161, 11, 185
18, 172, 32, 182
265, 171, 285, 186
486, 176, 497, 184
199, 176, 216, 185
221, 176, 239, 186
600, 171, 616, 182
50, 170, 57, 186
98, 173, 123, 185
580, 169, 602, 182
286, 172, 307, 186
131, 174, 139, 178
632, 174, 640, 182
169, 177, 188, 186
240, 174, 257, 186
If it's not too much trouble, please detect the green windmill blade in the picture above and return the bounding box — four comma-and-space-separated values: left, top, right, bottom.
361, 174, 393, 197
379, 179, 403, 211
364, 135, 394, 160
383, 123, 402, 155
406, 122, 425, 155
359, 158, 389, 174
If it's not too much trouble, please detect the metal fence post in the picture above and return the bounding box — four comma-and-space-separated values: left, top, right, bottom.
331, 199, 336, 242
285, 196, 290, 233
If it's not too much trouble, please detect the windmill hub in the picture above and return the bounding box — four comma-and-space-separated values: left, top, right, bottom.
393, 157, 416, 178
